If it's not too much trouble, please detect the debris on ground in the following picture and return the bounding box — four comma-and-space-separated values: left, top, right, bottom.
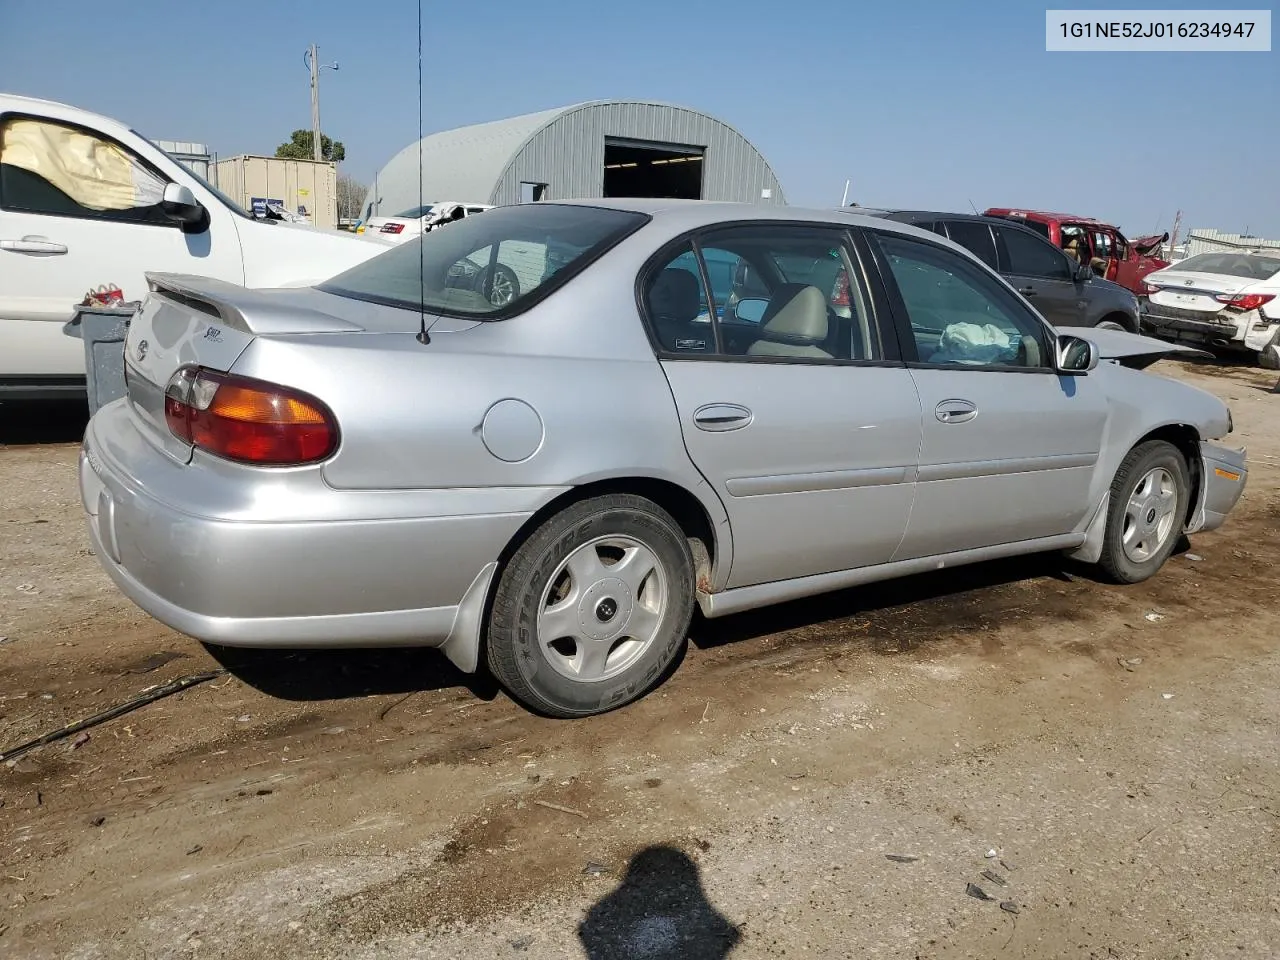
885, 854, 920, 863
0, 670, 227, 764
124, 651, 189, 675
88, 815, 105, 827
69, 732, 90, 750
1185, 554, 1204, 562
999, 900, 1020, 914
532, 799, 587, 819
965, 883, 995, 901
1118, 657, 1144, 672
1144, 612, 1166, 623
186, 844, 203, 856
984, 848, 998, 859
582, 861, 609, 876
981, 869, 1007, 886
1162, 693, 1175, 700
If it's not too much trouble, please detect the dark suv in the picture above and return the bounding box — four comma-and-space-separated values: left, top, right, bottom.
865, 211, 1141, 333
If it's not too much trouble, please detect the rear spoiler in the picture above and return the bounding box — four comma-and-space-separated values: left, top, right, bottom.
144, 273, 363, 335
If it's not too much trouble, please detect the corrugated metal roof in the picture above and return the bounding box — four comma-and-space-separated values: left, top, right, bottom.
365, 105, 565, 215
1186, 229, 1280, 257
363, 100, 784, 217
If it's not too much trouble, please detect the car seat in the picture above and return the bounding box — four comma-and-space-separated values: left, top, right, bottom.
746, 284, 833, 359
647, 269, 709, 352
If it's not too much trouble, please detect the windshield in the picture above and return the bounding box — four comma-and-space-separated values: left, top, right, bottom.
134, 132, 256, 220
319, 203, 649, 318
1174, 253, 1280, 281
395, 204, 435, 219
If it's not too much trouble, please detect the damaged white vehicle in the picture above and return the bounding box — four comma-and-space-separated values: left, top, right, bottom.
1141, 251, 1280, 368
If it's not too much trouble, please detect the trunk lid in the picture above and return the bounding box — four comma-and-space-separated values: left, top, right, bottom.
123, 273, 364, 462
1147, 270, 1252, 314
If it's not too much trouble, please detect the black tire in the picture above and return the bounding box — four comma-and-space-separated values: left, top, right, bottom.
1094, 315, 1136, 333
486, 494, 695, 717
1098, 440, 1190, 584
477, 264, 520, 307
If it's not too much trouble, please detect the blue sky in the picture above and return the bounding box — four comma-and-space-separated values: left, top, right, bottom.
2, 0, 1276, 236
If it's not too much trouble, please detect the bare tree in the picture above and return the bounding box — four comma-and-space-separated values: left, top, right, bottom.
336, 173, 367, 222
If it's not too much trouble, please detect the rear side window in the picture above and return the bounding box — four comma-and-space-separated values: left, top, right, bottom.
998, 227, 1073, 281
942, 220, 998, 270
0, 115, 173, 225
320, 204, 648, 318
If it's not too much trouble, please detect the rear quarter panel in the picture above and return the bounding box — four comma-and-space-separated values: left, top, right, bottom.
228, 260, 733, 575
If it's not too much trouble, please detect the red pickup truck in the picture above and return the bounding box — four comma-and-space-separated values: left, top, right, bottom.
983, 208, 1168, 296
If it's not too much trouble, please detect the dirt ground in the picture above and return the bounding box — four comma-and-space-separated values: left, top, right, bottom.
2, 361, 1278, 960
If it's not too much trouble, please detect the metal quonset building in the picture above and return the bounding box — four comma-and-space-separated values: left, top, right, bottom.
362, 100, 785, 218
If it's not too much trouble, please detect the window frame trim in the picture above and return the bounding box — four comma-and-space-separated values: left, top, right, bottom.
634, 219, 904, 368
0, 111, 184, 229
862, 226, 1059, 375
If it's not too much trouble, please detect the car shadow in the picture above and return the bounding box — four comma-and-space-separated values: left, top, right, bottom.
200, 644, 501, 703
690, 552, 1077, 653
0, 399, 90, 445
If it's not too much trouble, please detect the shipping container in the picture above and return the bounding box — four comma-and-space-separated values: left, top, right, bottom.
211, 155, 338, 230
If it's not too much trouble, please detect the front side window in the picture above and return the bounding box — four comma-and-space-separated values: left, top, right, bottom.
942, 220, 998, 270
1092, 230, 1114, 260
876, 233, 1049, 369
642, 226, 880, 362
320, 203, 648, 318
0, 116, 172, 225
999, 226, 1073, 281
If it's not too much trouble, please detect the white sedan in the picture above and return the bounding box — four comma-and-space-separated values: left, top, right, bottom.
361, 201, 492, 243
1142, 251, 1280, 368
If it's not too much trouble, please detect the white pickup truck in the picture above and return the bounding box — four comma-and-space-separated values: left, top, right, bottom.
0, 94, 391, 399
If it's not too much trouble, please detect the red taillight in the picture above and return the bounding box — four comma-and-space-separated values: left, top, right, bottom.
380, 222, 404, 234
163, 368, 338, 465
1142, 281, 1161, 295
1214, 292, 1275, 311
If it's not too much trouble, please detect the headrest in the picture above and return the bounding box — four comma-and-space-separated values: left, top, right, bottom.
758, 284, 829, 344
648, 268, 701, 323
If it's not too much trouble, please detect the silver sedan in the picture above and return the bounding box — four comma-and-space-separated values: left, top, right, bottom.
79, 200, 1248, 716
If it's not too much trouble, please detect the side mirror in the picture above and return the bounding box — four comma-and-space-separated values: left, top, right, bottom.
733, 297, 768, 324
1054, 333, 1099, 374
161, 183, 204, 226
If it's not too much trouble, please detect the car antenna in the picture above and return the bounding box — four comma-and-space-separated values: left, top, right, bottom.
968, 198, 979, 214
415, 0, 430, 345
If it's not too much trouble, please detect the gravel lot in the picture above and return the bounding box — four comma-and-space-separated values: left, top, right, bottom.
2, 360, 1278, 959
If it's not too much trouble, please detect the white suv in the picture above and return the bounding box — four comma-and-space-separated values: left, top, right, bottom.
0, 94, 392, 399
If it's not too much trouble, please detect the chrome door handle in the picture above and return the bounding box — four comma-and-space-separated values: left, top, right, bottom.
935, 399, 977, 424
1, 237, 68, 255
693, 403, 753, 432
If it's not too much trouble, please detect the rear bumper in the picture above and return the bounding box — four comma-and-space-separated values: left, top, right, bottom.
1142, 305, 1279, 352
1189, 441, 1248, 535
79, 400, 550, 655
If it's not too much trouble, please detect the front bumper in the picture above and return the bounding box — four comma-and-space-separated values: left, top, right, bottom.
1189, 441, 1248, 535
79, 400, 549, 655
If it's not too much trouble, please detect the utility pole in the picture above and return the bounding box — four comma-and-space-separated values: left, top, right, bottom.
303, 45, 339, 162
308, 43, 321, 161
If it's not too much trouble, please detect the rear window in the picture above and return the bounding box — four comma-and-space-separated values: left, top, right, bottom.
319, 204, 648, 318
1172, 253, 1280, 281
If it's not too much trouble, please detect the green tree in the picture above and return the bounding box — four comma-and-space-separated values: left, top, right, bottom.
275, 130, 345, 163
